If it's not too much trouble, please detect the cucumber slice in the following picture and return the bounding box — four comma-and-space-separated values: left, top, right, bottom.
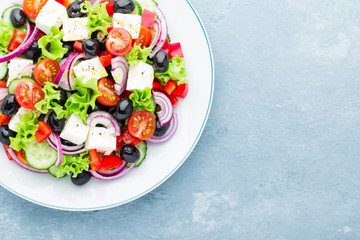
48, 165, 67, 178
136, 0, 157, 12
1, 5, 27, 31
127, 141, 147, 168
0, 52, 8, 80
25, 141, 58, 170
131, 0, 143, 15
8, 77, 35, 94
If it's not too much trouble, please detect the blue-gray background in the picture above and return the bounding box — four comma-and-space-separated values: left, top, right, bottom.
2, 0, 360, 239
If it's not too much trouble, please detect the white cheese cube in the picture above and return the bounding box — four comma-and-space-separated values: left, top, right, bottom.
60, 114, 90, 145
85, 127, 117, 152
35, 0, 68, 35
126, 61, 154, 91
7, 58, 34, 87
62, 18, 90, 41
73, 57, 108, 83
8, 108, 41, 132
113, 13, 141, 39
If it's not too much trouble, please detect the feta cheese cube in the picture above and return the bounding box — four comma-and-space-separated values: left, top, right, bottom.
62, 18, 90, 41
73, 57, 108, 83
60, 114, 90, 145
113, 13, 141, 39
7, 58, 34, 87
126, 61, 154, 91
35, 0, 68, 35
85, 127, 117, 152
9, 108, 41, 132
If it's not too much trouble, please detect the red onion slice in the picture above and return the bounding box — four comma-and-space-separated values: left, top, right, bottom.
47, 133, 86, 155
7, 147, 48, 173
111, 57, 128, 95
114, 82, 126, 96
152, 90, 173, 126
67, 53, 88, 90
147, 113, 178, 144
150, 7, 168, 58
17, 64, 36, 78
0, 88, 8, 101
96, 161, 127, 177
53, 133, 63, 167
55, 52, 79, 85
150, 18, 161, 48
86, 111, 121, 136
90, 163, 135, 181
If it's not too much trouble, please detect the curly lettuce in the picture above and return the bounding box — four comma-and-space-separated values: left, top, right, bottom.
35, 82, 66, 118
154, 56, 187, 86
125, 43, 153, 68
0, 20, 14, 54
81, 1, 111, 36
38, 26, 68, 60
10, 111, 39, 151
129, 87, 156, 113
65, 77, 102, 123
54, 152, 90, 178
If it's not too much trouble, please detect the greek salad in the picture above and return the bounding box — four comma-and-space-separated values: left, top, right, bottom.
0, 0, 188, 186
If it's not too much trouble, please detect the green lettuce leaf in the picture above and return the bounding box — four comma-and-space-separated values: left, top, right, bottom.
38, 26, 68, 60
65, 77, 102, 123
81, 1, 111, 36
0, 20, 14, 54
34, 82, 66, 118
9, 111, 39, 151
125, 43, 153, 68
154, 56, 188, 86
129, 87, 156, 113
55, 152, 90, 178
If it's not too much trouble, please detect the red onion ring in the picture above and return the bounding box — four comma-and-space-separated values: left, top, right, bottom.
53, 133, 63, 167
47, 133, 86, 155
0, 88, 8, 101
150, 7, 168, 58
152, 90, 173, 126
90, 163, 135, 181
67, 53, 88, 90
114, 82, 126, 96
147, 113, 178, 144
55, 52, 79, 85
86, 111, 121, 136
7, 147, 48, 173
150, 18, 161, 48
96, 161, 127, 177
17, 64, 36, 78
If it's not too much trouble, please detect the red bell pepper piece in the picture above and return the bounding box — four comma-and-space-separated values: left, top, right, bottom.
122, 90, 133, 99
89, 149, 102, 172
164, 80, 177, 96
105, 3, 115, 16
169, 94, 178, 106
3, 145, 12, 161
0, 81, 7, 88
152, 80, 164, 90
0, 100, 11, 125
73, 41, 83, 52
35, 121, 52, 143
100, 155, 123, 171
99, 51, 112, 67
107, 23, 114, 33
15, 149, 27, 164
172, 83, 188, 98
55, 0, 76, 8
141, 9, 156, 28
8, 30, 26, 52
168, 42, 184, 58
162, 38, 170, 54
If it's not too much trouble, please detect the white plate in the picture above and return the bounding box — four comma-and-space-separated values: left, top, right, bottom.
0, 0, 214, 211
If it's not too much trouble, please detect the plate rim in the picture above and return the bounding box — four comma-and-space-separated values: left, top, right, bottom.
0, 0, 215, 211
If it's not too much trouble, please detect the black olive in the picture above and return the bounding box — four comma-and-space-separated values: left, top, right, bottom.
82, 39, 100, 58
71, 171, 92, 186
10, 8, 26, 28
91, 31, 106, 42
62, 41, 74, 58
153, 50, 169, 72
113, 0, 135, 14
120, 144, 140, 163
47, 112, 65, 133
114, 98, 133, 121
154, 119, 170, 137
61, 138, 77, 146
67, 1, 86, 18
0, 126, 17, 145
0, 95, 20, 116
99, 38, 107, 52
23, 41, 41, 61
105, 65, 113, 77
53, 89, 67, 106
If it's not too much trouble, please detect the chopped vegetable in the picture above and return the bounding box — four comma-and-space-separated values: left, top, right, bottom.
0, 20, 15, 53
155, 56, 187, 86
129, 87, 156, 113
125, 43, 152, 68
55, 151, 91, 178
81, 1, 111, 36
34, 121, 52, 143
38, 27, 68, 61
89, 149, 101, 172
35, 82, 66, 118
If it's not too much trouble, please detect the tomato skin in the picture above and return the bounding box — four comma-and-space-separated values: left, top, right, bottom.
100, 155, 123, 171
128, 111, 156, 140
33, 59, 60, 86
8, 30, 26, 52
97, 78, 120, 106
106, 28, 132, 56
116, 130, 141, 150
0, 81, 7, 88
134, 26, 152, 48
23, 0, 48, 19
4, 145, 12, 161
15, 81, 45, 109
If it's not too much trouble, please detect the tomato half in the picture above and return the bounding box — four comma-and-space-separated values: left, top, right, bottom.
134, 26, 152, 48
23, 0, 48, 19
8, 30, 26, 52
106, 28, 132, 56
128, 111, 156, 140
15, 81, 45, 109
97, 78, 120, 106
33, 59, 60, 86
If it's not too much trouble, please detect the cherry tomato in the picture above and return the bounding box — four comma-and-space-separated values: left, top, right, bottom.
105, 28, 132, 56
15, 81, 45, 109
128, 111, 156, 140
0, 81, 7, 88
97, 78, 120, 106
23, 0, 48, 19
8, 30, 26, 52
33, 59, 60, 86
134, 26, 152, 48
